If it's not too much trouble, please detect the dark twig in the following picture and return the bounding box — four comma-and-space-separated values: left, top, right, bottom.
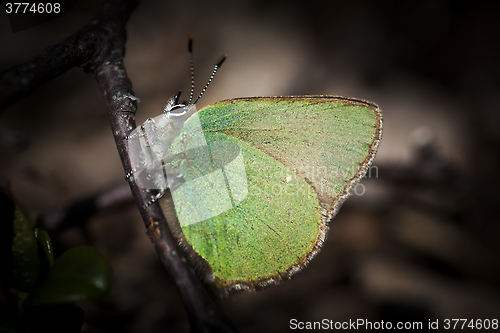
147, 221, 238, 333
41, 182, 134, 231
1, 0, 238, 331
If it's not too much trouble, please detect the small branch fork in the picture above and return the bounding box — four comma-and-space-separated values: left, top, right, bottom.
0, 0, 236, 331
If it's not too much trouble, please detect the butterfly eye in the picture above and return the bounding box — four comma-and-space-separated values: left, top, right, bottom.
168, 106, 188, 116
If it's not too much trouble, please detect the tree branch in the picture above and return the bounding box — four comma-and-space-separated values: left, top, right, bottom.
1, 0, 238, 331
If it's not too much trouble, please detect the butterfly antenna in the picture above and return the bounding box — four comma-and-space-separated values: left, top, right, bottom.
188, 35, 195, 105
193, 54, 227, 105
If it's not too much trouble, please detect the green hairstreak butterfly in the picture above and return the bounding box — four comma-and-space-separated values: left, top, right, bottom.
127, 38, 382, 294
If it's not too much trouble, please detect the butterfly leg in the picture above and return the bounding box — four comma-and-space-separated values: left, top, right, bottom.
124, 116, 161, 179
141, 188, 166, 209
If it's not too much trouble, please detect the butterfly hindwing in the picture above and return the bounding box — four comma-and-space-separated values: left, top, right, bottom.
160, 96, 382, 293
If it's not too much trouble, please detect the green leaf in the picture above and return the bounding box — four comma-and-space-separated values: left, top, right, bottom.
23, 246, 112, 307
32, 226, 54, 267
11, 205, 40, 292
32, 226, 54, 284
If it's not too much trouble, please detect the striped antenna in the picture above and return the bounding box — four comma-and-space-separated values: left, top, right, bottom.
193, 54, 226, 105
188, 35, 195, 105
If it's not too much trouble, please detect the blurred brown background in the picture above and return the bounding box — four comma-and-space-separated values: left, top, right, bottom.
1, 0, 499, 332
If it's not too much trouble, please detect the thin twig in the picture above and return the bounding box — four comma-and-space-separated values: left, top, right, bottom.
41, 182, 133, 231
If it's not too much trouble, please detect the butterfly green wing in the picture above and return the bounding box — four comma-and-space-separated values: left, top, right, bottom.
160, 96, 382, 293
